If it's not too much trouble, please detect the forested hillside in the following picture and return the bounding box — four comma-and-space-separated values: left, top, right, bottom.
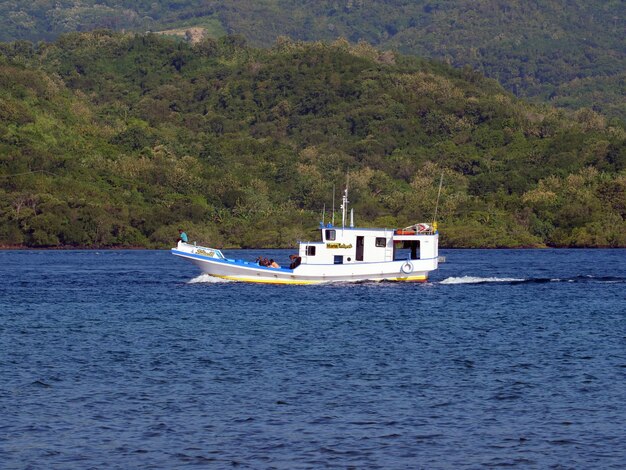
1, 0, 624, 120
1, 32, 625, 248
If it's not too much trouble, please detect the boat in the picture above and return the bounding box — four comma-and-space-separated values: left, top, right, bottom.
172, 187, 440, 284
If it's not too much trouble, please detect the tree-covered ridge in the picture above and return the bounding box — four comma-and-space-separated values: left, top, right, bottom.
0, 0, 212, 42
211, 0, 626, 121
1, 0, 624, 120
1, 32, 625, 248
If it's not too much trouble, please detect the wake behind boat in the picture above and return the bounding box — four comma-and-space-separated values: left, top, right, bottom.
172, 187, 440, 284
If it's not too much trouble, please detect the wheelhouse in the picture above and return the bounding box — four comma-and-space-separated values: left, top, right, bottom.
299, 224, 438, 266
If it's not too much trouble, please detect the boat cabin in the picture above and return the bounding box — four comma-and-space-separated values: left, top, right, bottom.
298, 224, 437, 266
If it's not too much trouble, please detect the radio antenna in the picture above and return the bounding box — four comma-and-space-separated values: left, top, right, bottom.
331, 184, 336, 226
433, 172, 444, 226
341, 173, 350, 231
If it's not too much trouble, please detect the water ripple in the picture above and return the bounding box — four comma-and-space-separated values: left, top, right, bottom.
1, 249, 625, 468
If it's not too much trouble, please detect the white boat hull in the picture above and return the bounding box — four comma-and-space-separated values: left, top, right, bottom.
172, 245, 437, 284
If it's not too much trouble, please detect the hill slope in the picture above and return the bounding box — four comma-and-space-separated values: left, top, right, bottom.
1, 0, 624, 120
1, 32, 625, 248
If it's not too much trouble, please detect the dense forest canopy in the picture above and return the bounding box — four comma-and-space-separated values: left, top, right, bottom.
1, 31, 625, 248
1, 0, 624, 120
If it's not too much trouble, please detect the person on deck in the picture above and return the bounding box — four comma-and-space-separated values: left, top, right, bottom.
177, 229, 188, 243
269, 259, 280, 269
289, 254, 302, 269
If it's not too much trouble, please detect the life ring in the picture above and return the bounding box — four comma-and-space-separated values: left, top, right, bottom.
401, 261, 414, 275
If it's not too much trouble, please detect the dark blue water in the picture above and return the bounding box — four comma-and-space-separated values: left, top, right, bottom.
1, 249, 625, 469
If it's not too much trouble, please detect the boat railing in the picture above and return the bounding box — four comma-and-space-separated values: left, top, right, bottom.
394, 222, 437, 236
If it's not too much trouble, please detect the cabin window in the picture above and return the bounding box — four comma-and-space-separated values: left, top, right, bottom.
325, 229, 336, 241
306, 246, 316, 256
334, 255, 343, 264
375, 237, 386, 247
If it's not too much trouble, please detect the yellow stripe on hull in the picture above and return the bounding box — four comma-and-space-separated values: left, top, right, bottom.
210, 274, 427, 284
393, 275, 428, 282
212, 274, 319, 285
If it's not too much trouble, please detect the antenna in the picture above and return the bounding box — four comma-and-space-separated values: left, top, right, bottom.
340, 173, 349, 230
341, 187, 347, 229
433, 172, 444, 228
321, 203, 326, 226
331, 184, 335, 226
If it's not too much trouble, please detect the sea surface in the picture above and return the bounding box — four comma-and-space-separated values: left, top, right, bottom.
1, 248, 625, 469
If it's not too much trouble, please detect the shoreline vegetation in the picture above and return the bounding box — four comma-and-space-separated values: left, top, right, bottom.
1, 32, 625, 250
4, 245, 626, 250
6, 240, 626, 250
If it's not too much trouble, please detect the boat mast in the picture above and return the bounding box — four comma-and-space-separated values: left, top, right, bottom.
340, 174, 349, 230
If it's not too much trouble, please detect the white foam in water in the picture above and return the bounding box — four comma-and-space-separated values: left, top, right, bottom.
440, 276, 525, 284
187, 274, 231, 284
